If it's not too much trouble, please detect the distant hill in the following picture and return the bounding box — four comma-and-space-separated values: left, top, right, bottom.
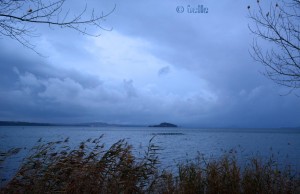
0, 121, 53, 126
149, 122, 178, 128
0, 121, 143, 127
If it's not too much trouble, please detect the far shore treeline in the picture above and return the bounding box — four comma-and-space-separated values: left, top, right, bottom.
0, 121, 177, 128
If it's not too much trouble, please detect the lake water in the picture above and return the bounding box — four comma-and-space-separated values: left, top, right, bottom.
1, 126, 300, 187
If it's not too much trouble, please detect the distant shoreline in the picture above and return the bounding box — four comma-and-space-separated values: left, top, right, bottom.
0, 121, 143, 128
1, 121, 299, 130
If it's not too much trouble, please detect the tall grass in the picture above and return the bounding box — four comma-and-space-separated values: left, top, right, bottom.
1, 137, 299, 193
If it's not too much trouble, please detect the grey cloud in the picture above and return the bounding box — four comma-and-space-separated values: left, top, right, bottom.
123, 79, 137, 98
105, 0, 261, 94
158, 66, 170, 76
0, 1, 300, 127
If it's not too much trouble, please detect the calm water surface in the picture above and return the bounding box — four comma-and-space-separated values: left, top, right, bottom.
1, 126, 300, 187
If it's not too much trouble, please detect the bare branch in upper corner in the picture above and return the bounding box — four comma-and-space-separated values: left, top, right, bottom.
248, 0, 300, 92
0, 0, 115, 55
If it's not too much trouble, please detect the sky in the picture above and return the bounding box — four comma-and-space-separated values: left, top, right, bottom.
0, 0, 300, 128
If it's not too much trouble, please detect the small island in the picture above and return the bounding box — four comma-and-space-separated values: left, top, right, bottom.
149, 122, 178, 128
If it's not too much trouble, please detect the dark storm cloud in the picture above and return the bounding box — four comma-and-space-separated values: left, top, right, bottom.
104, 0, 261, 93
0, 48, 196, 124
99, 0, 300, 127
158, 66, 170, 76
0, 0, 300, 127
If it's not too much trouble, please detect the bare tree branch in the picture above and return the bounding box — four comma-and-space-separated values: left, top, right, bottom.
248, 0, 300, 91
0, 0, 115, 55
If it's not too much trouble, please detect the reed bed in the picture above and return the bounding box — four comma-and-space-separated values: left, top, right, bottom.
1, 136, 299, 194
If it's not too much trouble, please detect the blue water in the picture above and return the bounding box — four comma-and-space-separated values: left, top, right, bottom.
1, 126, 300, 187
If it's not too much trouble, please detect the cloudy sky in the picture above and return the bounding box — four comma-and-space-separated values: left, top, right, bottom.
0, 0, 300, 128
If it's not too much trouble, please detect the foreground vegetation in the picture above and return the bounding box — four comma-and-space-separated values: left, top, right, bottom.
1, 136, 299, 194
